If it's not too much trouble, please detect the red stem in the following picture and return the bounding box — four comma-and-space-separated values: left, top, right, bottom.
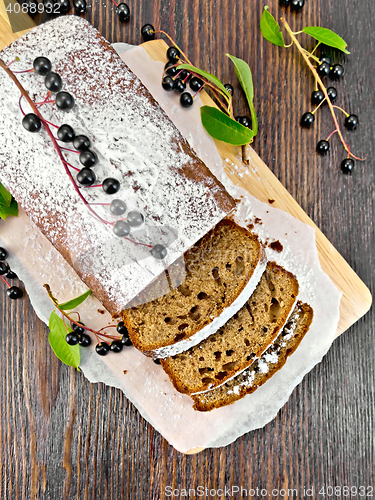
0, 276, 11, 288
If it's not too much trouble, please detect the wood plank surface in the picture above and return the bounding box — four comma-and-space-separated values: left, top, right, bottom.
0, 0, 374, 497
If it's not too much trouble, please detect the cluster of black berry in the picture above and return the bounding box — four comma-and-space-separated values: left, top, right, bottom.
22, 0, 86, 17
0, 247, 23, 300
280, 0, 305, 12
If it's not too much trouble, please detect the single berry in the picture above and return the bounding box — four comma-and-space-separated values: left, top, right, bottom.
117, 321, 128, 336
167, 46, 180, 63
22, 113, 42, 133
317, 140, 330, 155
174, 78, 186, 93
73, 134, 91, 151
320, 56, 331, 65
153, 358, 161, 365
189, 76, 203, 92
121, 335, 133, 346
33, 57, 52, 76
79, 150, 98, 168
326, 87, 337, 102
77, 168, 96, 186
345, 114, 359, 130
0, 262, 10, 275
224, 83, 234, 95
72, 322, 85, 335
6, 271, 18, 280
110, 340, 123, 353
0, 247, 8, 260
7, 286, 23, 299
237, 116, 251, 128
151, 244, 167, 260
73, 0, 86, 13
179, 69, 190, 81
180, 92, 193, 108
279, 0, 291, 5
113, 220, 131, 237
57, 124, 75, 143
291, 0, 304, 10
66, 332, 80, 345
330, 64, 344, 80
56, 91, 75, 111
317, 62, 330, 78
116, 3, 130, 22
300, 112, 315, 128
57, 0, 70, 14
45, 72, 63, 92
162, 76, 175, 91
141, 24, 155, 41
127, 211, 144, 227
311, 90, 325, 105
341, 159, 354, 174
110, 199, 127, 216
164, 61, 178, 77
96, 342, 110, 356
102, 178, 120, 194
79, 333, 91, 347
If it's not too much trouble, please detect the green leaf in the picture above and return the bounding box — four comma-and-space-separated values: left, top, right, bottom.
302, 26, 350, 54
176, 63, 231, 98
201, 106, 254, 146
48, 311, 80, 368
0, 199, 18, 220
58, 289, 92, 311
260, 6, 285, 47
226, 54, 258, 136
0, 182, 12, 207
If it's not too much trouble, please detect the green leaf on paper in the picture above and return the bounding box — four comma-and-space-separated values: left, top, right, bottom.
58, 289, 92, 311
176, 63, 231, 98
201, 106, 254, 146
226, 54, 258, 136
48, 311, 80, 368
302, 26, 350, 54
0, 198, 18, 220
0, 182, 12, 207
260, 6, 285, 47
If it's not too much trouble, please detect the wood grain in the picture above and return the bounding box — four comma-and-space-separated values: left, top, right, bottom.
0, 0, 374, 497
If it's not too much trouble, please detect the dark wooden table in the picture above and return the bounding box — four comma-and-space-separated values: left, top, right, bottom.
1, 0, 374, 498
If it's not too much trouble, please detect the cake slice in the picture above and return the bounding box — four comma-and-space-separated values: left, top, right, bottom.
161, 262, 299, 395
122, 219, 267, 357
192, 301, 313, 411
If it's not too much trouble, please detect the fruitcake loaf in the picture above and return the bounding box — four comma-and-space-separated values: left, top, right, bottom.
192, 301, 313, 411
0, 17, 234, 315
122, 219, 267, 357
161, 262, 299, 395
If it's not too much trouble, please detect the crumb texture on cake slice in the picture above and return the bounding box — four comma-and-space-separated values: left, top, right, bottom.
122, 220, 265, 355
192, 301, 313, 411
161, 262, 299, 395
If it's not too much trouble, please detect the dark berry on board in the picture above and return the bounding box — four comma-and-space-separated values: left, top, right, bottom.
110, 340, 123, 353
45, 72, 63, 92
174, 78, 186, 93
167, 46, 180, 63
77, 168, 96, 186
180, 92, 193, 108
317, 140, 330, 156
56, 91, 75, 111
127, 211, 144, 227
300, 112, 315, 128
57, 0, 70, 14
22, 113, 42, 133
79, 333, 91, 347
73, 135, 91, 151
345, 114, 359, 131
57, 124, 75, 143
96, 342, 110, 356
291, 0, 304, 11
121, 335, 133, 346
66, 332, 80, 345
330, 64, 344, 80
317, 62, 330, 78
320, 56, 331, 66
189, 76, 204, 92
6, 271, 18, 280
33, 57, 52, 76
141, 24, 155, 42
102, 178, 120, 195
151, 244, 167, 260
73, 0, 86, 13
237, 116, 252, 128
162, 76, 175, 91
0, 247, 8, 260
117, 321, 129, 336
279, 0, 291, 5
311, 90, 325, 105
79, 150, 98, 168
341, 159, 354, 175
224, 83, 234, 95
113, 220, 131, 237
72, 322, 85, 335
110, 199, 127, 216
0, 262, 10, 275
179, 69, 190, 81
153, 358, 161, 365
164, 61, 178, 77
7, 286, 23, 299
116, 3, 130, 22
327, 87, 337, 103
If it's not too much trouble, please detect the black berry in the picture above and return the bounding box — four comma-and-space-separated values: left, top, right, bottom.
327, 87, 337, 102
45, 72, 63, 92
72, 322, 85, 335
57, 124, 75, 143
151, 244, 167, 259
56, 91, 75, 111
164, 61, 178, 77
341, 159, 354, 174
141, 24, 155, 42
116, 3, 130, 22
96, 342, 110, 356
320, 56, 331, 66
110, 340, 123, 353
189, 76, 203, 92
153, 358, 161, 365
0, 247, 8, 260
330, 64, 344, 81
121, 335, 133, 346
162, 76, 175, 91
110, 199, 127, 215
66, 332, 80, 345
236, 116, 251, 128
317, 140, 330, 155
6, 271, 18, 280
117, 321, 128, 335
300, 112, 315, 128
73, 135, 91, 151
180, 92, 193, 108
345, 114, 359, 131
22, 113, 42, 133
79, 333, 91, 347
279, 0, 290, 5
7, 286, 23, 299
224, 83, 234, 95
77, 168, 96, 186
167, 46, 180, 63
291, 0, 304, 10
0, 262, 10, 275
317, 62, 330, 78
33, 57, 52, 76
179, 69, 190, 81
113, 220, 131, 237
79, 150, 98, 168
102, 178, 120, 195
174, 78, 186, 93
73, 0, 86, 13
127, 211, 144, 227
57, 0, 70, 14
311, 90, 325, 105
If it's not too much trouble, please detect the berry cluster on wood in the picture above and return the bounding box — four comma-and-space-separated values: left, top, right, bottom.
0, 247, 23, 300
